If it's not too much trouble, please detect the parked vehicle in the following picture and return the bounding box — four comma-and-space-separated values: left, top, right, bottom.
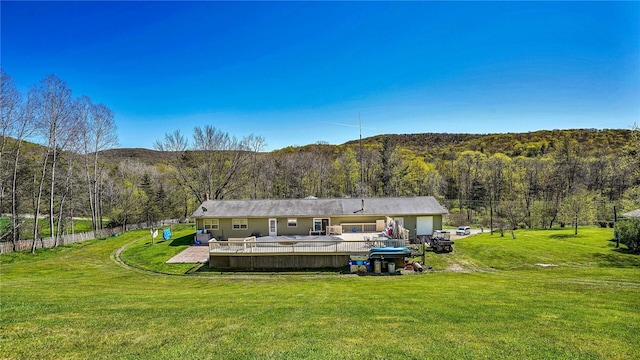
456, 226, 471, 236
431, 230, 454, 253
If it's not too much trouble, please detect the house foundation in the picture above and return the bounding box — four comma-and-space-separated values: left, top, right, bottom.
209, 253, 353, 270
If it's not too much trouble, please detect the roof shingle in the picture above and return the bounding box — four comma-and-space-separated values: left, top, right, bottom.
192, 196, 447, 218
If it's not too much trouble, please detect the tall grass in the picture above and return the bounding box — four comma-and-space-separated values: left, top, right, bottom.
1, 227, 638, 359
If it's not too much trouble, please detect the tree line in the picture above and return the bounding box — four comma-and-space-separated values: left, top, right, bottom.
1, 70, 117, 252
2, 70, 639, 252
138, 123, 640, 236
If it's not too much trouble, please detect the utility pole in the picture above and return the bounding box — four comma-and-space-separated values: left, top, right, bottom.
614, 205, 619, 248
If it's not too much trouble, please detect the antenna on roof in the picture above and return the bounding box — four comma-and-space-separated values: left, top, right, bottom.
359, 113, 363, 197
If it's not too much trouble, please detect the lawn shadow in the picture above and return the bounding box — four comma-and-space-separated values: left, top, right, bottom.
142, 239, 172, 246
169, 233, 195, 247
549, 234, 579, 240
592, 249, 640, 268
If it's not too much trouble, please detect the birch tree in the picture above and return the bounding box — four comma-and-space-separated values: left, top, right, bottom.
1, 70, 34, 248
28, 75, 78, 251
79, 96, 118, 234
0, 69, 21, 214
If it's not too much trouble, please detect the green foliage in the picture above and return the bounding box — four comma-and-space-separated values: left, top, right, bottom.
378, 135, 398, 197
346, 129, 632, 159
621, 186, 640, 213
615, 218, 640, 252
5, 125, 639, 245
399, 155, 442, 197
558, 189, 598, 234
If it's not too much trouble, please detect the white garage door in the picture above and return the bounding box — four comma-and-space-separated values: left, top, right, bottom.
416, 216, 433, 236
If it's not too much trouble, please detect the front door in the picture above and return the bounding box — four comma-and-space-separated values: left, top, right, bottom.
313, 218, 330, 235
268, 218, 277, 237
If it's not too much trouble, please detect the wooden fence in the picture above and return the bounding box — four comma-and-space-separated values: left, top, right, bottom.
0, 219, 183, 254
0, 228, 119, 254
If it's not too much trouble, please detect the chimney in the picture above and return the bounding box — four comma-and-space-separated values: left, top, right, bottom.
204, 193, 209, 201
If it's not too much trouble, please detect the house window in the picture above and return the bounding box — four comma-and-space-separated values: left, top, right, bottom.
232, 219, 248, 230
203, 219, 219, 231
313, 218, 329, 232
287, 218, 297, 227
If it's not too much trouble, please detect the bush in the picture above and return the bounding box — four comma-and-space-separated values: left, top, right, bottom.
615, 218, 640, 252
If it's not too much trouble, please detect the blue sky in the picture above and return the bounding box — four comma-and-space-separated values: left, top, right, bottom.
2, 1, 639, 151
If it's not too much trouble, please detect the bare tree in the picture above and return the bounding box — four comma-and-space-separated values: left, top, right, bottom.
28, 75, 78, 251
245, 134, 267, 199
192, 125, 253, 200
1, 70, 34, 249
484, 153, 511, 233
79, 96, 118, 235
454, 151, 487, 223
53, 140, 82, 245
155, 125, 254, 202
1, 69, 21, 212
153, 129, 188, 153
111, 159, 147, 231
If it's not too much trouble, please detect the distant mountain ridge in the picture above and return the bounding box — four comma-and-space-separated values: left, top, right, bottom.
99, 148, 172, 165
98, 128, 632, 164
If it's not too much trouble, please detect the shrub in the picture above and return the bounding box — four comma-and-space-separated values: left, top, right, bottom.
615, 218, 640, 252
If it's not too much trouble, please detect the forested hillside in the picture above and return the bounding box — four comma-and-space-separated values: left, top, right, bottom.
1, 67, 639, 249
346, 129, 632, 158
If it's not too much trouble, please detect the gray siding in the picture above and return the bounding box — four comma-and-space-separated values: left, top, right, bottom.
198, 214, 443, 240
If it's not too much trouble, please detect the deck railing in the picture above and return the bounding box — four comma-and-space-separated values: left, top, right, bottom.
209, 238, 407, 254
341, 223, 377, 233
326, 225, 342, 235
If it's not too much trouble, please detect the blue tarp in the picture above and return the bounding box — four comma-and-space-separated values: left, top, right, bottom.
162, 228, 172, 241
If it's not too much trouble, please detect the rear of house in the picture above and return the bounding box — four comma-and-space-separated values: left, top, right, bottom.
191, 196, 447, 270
192, 196, 447, 241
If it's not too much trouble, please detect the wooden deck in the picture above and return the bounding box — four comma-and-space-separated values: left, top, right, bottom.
208, 235, 408, 270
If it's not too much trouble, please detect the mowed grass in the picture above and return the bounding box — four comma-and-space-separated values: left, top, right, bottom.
0, 216, 9, 235
1, 227, 639, 359
118, 224, 201, 275
0, 216, 102, 240
426, 226, 640, 271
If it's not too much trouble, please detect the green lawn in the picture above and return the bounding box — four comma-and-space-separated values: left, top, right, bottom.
0, 216, 101, 240
0, 216, 9, 235
1, 227, 638, 359
118, 224, 201, 275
